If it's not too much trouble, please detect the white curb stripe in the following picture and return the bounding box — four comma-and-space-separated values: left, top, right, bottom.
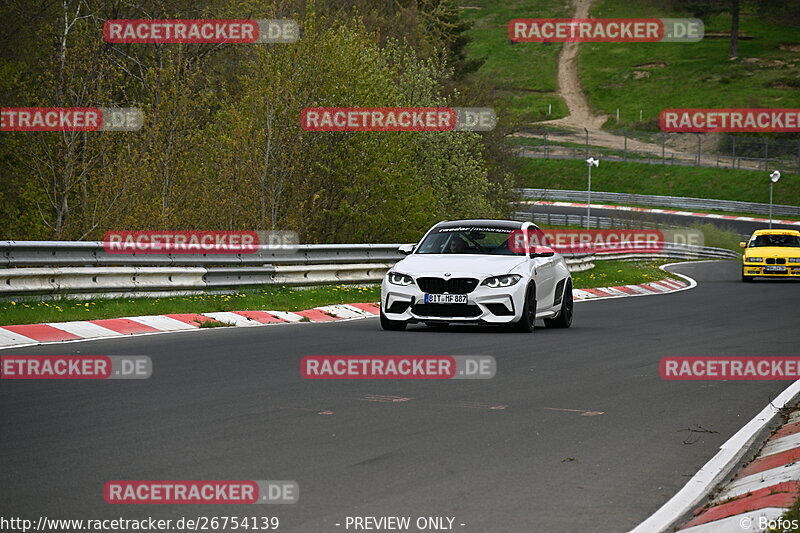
45, 321, 122, 339
572, 289, 599, 299
0, 328, 38, 347
649, 281, 675, 291
759, 432, 800, 459
315, 305, 364, 319
264, 311, 305, 323
343, 304, 379, 317
596, 287, 631, 297
624, 284, 655, 295
125, 315, 197, 331
714, 462, 800, 501
202, 312, 260, 327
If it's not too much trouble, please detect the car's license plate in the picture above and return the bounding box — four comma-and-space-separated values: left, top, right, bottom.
424, 294, 467, 304
765, 265, 787, 273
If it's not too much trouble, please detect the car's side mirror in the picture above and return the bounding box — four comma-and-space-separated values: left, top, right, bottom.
398, 244, 415, 255
530, 246, 555, 258
739, 241, 747, 248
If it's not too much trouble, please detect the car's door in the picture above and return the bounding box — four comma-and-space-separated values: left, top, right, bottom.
526, 227, 556, 312
532, 253, 556, 312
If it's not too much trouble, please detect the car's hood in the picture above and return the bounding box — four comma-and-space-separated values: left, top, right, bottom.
745, 247, 800, 258
394, 254, 528, 276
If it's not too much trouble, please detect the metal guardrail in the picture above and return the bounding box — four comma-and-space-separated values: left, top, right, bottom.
518, 188, 800, 218
514, 211, 692, 232
0, 242, 402, 268
0, 241, 737, 299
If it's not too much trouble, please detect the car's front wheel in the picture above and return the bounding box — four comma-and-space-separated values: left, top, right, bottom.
380, 310, 407, 331
544, 279, 573, 329
513, 284, 536, 333
741, 272, 754, 282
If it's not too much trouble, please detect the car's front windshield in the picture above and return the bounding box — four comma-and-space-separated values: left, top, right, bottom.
749, 234, 800, 248
416, 226, 530, 255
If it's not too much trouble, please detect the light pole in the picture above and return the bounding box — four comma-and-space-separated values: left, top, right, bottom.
769, 170, 781, 228
585, 157, 599, 229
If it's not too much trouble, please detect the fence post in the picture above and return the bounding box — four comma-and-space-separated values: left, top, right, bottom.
764, 138, 769, 170
544, 128, 549, 159
584, 128, 589, 156
624, 130, 627, 161
696, 134, 701, 165
661, 133, 666, 163
732, 136, 736, 169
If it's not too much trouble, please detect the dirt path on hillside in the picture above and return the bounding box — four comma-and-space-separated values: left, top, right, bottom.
511, 0, 749, 167
538, 0, 607, 130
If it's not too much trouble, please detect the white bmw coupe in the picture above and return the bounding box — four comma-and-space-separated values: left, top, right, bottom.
380, 219, 573, 332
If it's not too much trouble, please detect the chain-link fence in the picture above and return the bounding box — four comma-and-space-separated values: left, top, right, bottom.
516, 129, 800, 173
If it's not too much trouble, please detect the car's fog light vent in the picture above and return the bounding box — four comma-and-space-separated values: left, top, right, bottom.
387, 301, 411, 314
486, 303, 514, 316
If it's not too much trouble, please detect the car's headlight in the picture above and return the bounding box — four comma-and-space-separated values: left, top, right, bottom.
745, 257, 763, 263
387, 272, 414, 286
788, 258, 800, 263
481, 274, 522, 288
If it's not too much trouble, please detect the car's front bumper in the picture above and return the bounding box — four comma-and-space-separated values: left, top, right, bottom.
743, 263, 800, 278
380, 278, 527, 324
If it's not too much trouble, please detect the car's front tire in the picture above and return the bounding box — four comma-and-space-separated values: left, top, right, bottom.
380, 310, 407, 331
513, 284, 536, 333
741, 272, 754, 282
544, 279, 573, 329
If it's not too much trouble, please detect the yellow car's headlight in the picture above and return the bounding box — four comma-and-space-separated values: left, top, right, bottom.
746, 257, 763, 263
789, 258, 800, 263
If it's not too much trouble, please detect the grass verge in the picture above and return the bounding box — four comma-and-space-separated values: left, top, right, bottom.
582, 0, 800, 129
461, 0, 570, 121
0, 260, 685, 326
520, 158, 800, 206
571, 260, 675, 288
0, 285, 379, 327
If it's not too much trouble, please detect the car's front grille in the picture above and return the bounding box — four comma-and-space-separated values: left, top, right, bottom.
766, 258, 786, 265
416, 277, 478, 294
411, 304, 482, 317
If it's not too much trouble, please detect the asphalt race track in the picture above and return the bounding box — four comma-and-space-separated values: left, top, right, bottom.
2, 261, 799, 532
528, 203, 799, 236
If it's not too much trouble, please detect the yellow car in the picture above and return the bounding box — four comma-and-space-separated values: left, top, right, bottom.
740, 229, 800, 282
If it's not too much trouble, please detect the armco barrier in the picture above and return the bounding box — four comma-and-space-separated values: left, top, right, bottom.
517, 188, 800, 218
0, 241, 402, 268
0, 241, 736, 298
